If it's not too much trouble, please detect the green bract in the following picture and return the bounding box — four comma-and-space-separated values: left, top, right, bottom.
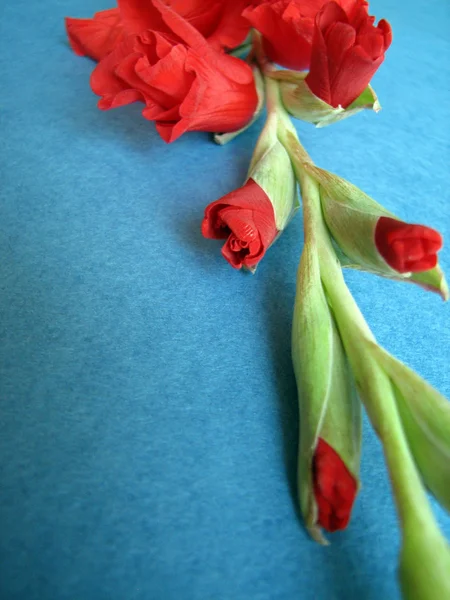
270, 70, 380, 127
292, 223, 361, 544
247, 112, 298, 231
369, 344, 450, 513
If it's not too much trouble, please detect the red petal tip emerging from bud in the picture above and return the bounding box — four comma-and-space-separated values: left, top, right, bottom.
313, 438, 357, 532
375, 216, 443, 273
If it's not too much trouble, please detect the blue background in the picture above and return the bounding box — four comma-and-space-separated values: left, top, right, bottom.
1, 1, 449, 599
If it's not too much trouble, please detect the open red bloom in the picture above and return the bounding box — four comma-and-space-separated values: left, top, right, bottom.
65, 0, 252, 60
313, 438, 357, 532
65, 9, 125, 61
118, 0, 252, 51
201, 179, 277, 269
90, 4, 257, 143
375, 216, 443, 274
305, 1, 392, 108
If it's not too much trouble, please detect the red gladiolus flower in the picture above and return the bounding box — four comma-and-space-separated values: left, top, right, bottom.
65, 9, 125, 62
375, 216, 443, 274
65, 0, 252, 60
90, 4, 258, 143
313, 438, 357, 532
118, 0, 252, 51
201, 179, 277, 269
305, 1, 392, 108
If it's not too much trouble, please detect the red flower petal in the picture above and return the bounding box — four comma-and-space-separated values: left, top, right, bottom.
243, 0, 323, 70
118, 0, 165, 35
65, 9, 125, 62
136, 45, 193, 107
90, 35, 149, 109
150, 0, 208, 49
89, 14, 257, 143
119, 0, 251, 50
205, 0, 252, 50
378, 18, 393, 49
375, 216, 443, 273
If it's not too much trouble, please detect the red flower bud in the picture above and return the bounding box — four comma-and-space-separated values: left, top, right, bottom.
312, 438, 357, 532
375, 216, 443, 274
201, 179, 277, 269
305, 1, 392, 108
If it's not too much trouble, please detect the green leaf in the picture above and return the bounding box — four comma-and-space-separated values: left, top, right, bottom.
369, 343, 450, 513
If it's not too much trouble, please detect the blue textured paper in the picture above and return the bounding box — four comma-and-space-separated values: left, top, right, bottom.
1, 1, 449, 599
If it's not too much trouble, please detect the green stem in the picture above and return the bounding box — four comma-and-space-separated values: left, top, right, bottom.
228, 42, 252, 58
292, 135, 437, 526
264, 72, 282, 118
284, 129, 450, 597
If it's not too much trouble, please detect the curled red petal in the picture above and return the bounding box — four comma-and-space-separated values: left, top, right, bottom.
243, 0, 322, 70
205, 0, 252, 50
153, 48, 257, 143
147, 0, 209, 49
201, 179, 277, 269
65, 9, 125, 62
90, 35, 149, 109
117, 0, 166, 35
118, 0, 250, 50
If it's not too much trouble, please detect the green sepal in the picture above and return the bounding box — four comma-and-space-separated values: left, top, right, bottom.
247, 114, 298, 231
369, 343, 450, 513
292, 241, 361, 544
408, 266, 449, 301
240, 92, 300, 233
270, 70, 380, 127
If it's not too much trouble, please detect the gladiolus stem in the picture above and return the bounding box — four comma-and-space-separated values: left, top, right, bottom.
283, 127, 450, 599
228, 41, 252, 58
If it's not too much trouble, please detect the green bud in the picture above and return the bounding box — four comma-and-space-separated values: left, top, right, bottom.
304, 164, 449, 299
292, 240, 361, 544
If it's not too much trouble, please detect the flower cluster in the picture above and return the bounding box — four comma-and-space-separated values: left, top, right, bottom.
66, 0, 392, 141
65, 2, 450, 599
